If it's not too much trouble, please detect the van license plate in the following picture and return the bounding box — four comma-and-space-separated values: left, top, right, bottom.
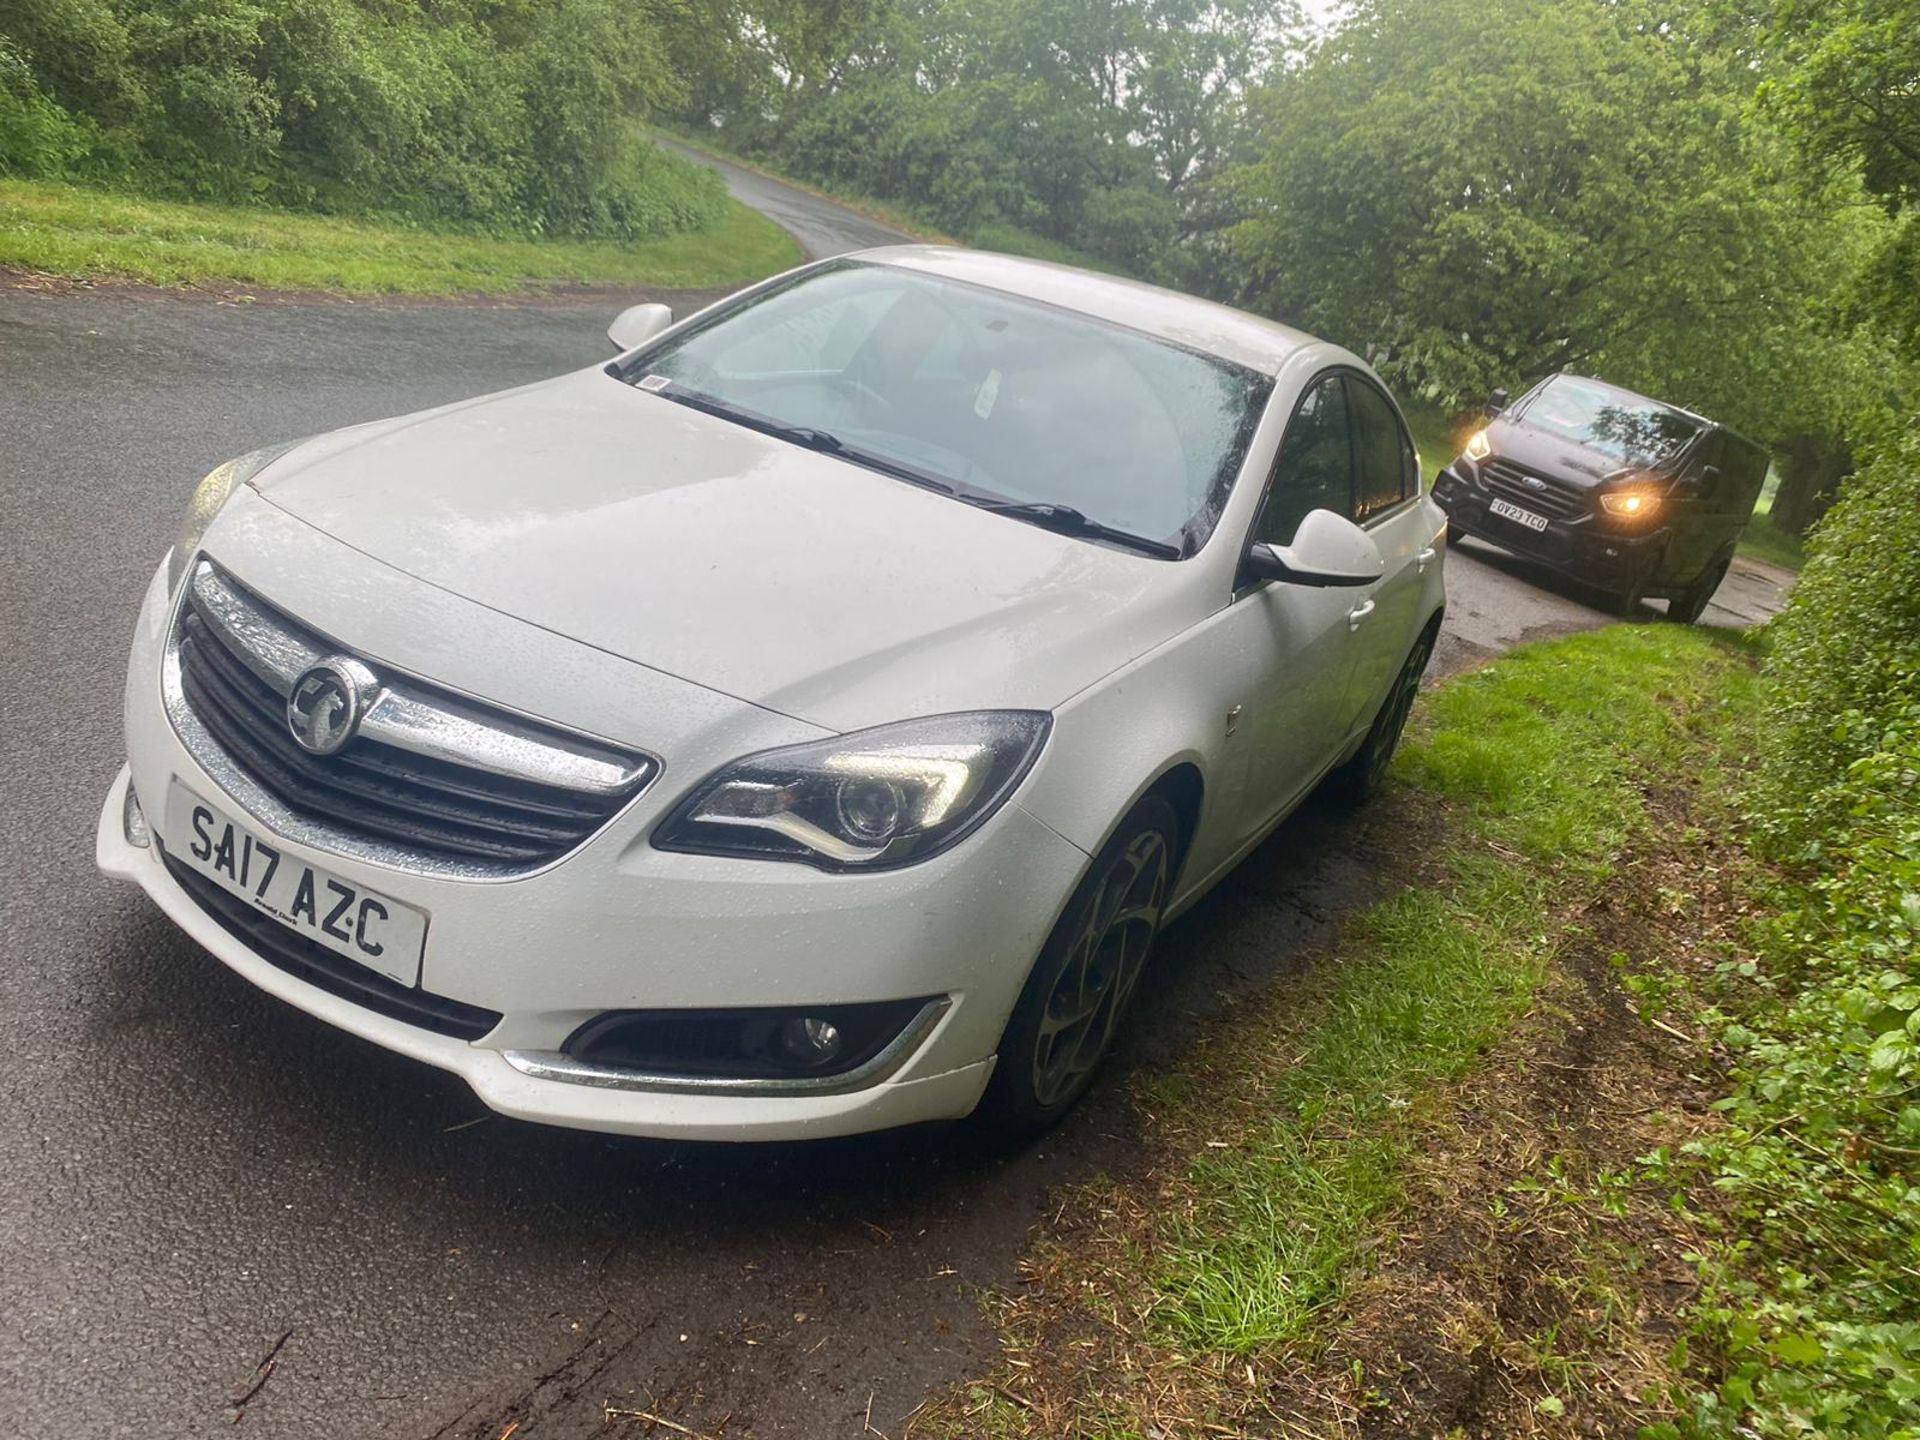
1489, 498, 1550, 532
165, 781, 427, 986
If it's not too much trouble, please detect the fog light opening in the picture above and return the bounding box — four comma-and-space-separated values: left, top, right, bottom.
778, 1016, 845, 1069
123, 782, 151, 850
560, 997, 942, 1082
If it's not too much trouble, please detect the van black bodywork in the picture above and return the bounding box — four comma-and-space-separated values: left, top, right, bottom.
1431, 373, 1768, 621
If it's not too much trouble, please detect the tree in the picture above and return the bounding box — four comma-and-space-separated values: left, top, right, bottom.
1223, 0, 1885, 445
1752, 0, 1920, 358
694, 0, 1302, 279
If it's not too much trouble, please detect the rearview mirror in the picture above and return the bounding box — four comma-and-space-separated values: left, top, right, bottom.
1485, 387, 1510, 417
608, 303, 674, 353
1240, 509, 1386, 589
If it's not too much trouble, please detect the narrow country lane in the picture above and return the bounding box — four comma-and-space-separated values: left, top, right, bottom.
0, 173, 1788, 1439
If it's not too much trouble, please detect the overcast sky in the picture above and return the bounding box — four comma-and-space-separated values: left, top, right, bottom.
1299, 0, 1350, 32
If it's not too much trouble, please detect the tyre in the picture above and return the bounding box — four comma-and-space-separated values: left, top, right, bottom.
1614, 568, 1650, 618
974, 795, 1179, 1141
1666, 552, 1731, 624
1445, 520, 1465, 547
1324, 624, 1437, 808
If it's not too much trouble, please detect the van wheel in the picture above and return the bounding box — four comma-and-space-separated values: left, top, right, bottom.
1667, 553, 1732, 624
1326, 625, 1436, 808
1445, 521, 1465, 547
1614, 570, 1650, 618
974, 796, 1177, 1142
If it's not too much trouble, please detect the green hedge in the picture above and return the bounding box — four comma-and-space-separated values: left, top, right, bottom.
1665, 429, 1920, 1437
0, 0, 728, 240
1755, 428, 1920, 842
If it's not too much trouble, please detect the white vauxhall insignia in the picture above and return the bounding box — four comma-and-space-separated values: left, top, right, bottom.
97, 248, 1447, 1141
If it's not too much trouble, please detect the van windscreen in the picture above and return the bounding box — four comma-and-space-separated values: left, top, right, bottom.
1517, 376, 1700, 466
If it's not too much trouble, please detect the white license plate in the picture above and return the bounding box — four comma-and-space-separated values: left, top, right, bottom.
1489, 497, 1550, 532
165, 782, 427, 987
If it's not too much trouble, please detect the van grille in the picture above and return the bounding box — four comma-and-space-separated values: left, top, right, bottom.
1480, 460, 1592, 520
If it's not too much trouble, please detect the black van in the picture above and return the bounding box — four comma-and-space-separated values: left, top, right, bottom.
1431, 373, 1768, 621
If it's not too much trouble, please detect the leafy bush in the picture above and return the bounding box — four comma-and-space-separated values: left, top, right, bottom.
1752, 427, 1920, 845
1663, 429, 1920, 1437
0, 36, 91, 176
1073, 185, 1179, 281
0, 0, 728, 239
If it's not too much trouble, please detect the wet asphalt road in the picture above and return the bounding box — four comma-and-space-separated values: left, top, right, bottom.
0, 166, 1789, 1440
656, 138, 919, 260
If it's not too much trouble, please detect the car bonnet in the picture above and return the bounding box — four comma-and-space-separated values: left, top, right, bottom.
247, 368, 1204, 730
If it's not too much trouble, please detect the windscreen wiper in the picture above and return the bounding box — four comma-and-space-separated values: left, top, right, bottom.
645, 382, 961, 498
648, 383, 847, 456
968, 500, 1183, 559
644, 383, 1172, 556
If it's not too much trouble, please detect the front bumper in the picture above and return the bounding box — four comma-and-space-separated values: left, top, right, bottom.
1433, 463, 1662, 590
99, 554, 1092, 1140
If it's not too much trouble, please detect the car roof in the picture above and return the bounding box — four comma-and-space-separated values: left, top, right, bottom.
852, 245, 1324, 377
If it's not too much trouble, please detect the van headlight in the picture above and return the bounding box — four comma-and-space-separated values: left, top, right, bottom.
1600, 488, 1663, 519
1463, 429, 1492, 462
167, 441, 300, 593
653, 712, 1051, 870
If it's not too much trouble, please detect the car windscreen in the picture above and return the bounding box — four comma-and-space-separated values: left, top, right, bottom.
1515, 375, 1701, 467
620, 261, 1273, 555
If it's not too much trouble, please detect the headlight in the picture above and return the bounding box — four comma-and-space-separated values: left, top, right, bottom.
167, 441, 300, 593
1463, 428, 1492, 462
653, 711, 1051, 870
1600, 488, 1662, 519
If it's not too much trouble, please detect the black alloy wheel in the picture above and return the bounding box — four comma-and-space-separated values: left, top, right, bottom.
975, 795, 1178, 1140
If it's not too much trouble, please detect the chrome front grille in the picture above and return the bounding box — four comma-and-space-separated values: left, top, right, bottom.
165, 561, 655, 875
1480, 459, 1592, 520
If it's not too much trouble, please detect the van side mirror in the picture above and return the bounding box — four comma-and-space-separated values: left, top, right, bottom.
1672, 465, 1719, 501
609, 303, 674, 353
1240, 509, 1386, 589
1485, 387, 1510, 418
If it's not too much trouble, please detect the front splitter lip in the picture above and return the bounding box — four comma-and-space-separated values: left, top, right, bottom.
96, 764, 996, 1141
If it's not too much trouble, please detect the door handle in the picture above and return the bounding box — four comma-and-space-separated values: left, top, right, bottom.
1347, 599, 1376, 631
1417, 546, 1437, 573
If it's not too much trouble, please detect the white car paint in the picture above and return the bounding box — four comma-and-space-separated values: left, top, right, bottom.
97, 247, 1447, 1139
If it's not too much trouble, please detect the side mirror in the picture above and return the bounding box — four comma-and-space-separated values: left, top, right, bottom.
608, 302, 674, 353
1240, 509, 1386, 589
1672, 466, 1718, 501
1485, 387, 1510, 418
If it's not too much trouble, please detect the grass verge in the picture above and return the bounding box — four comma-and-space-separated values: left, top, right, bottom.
1734, 510, 1805, 572
0, 178, 803, 296
922, 625, 1763, 1438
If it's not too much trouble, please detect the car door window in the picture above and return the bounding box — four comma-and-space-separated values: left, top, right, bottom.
1255, 375, 1352, 546
1347, 377, 1414, 522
